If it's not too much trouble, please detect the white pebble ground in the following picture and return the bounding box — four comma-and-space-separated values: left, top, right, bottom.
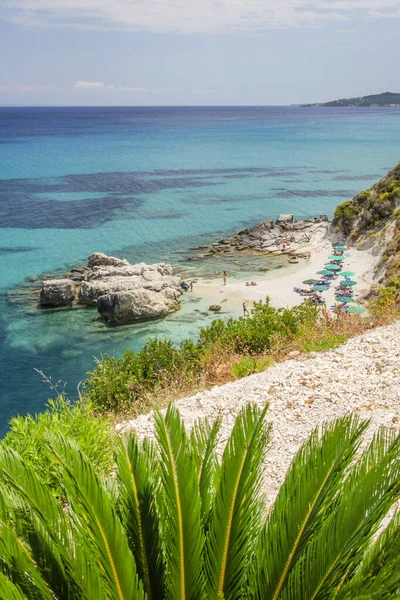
117, 321, 400, 507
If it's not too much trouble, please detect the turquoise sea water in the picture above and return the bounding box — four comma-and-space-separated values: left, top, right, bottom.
0, 106, 399, 432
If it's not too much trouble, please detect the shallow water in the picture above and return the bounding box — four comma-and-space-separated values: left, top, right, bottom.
1, 105, 400, 432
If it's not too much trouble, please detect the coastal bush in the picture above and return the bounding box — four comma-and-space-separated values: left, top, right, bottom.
231, 355, 274, 379
200, 298, 317, 354
84, 337, 204, 414
300, 332, 348, 353
1, 405, 400, 599
1, 396, 114, 493
84, 299, 318, 415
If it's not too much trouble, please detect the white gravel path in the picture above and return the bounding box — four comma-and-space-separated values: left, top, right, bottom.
117, 321, 400, 507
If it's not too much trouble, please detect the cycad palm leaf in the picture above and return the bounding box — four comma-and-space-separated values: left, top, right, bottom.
287, 428, 400, 600
115, 434, 163, 600
206, 404, 270, 599
256, 415, 367, 600
190, 417, 221, 523
154, 405, 206, 600
47, 436, 145, 600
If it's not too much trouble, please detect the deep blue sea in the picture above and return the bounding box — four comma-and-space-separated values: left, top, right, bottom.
1, 105, 399, 433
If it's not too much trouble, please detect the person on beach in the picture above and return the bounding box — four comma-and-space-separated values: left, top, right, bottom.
307, 251, 311, 260
190, 281, 193, 292
243, 301, 249, 317
223, 271, 227, 286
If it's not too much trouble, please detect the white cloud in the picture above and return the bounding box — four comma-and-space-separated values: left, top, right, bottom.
2, 0, 400, 34
74, 80, 105, 88
72, 81, 172, 93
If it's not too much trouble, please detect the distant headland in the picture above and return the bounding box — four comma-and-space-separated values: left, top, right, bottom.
300, 92, 400, 108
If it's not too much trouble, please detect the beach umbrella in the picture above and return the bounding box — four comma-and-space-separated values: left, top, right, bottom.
341, 271, 355, 277
329, 255, 345, 261
332, 242, 342, 247
303, 279, 319, 285
317, 270, 332, 275
325, 264, 341, 271
346, 305, 366, 314
335, 246, 348, 252
336, 296, 354, 303
339, 280, 357, 286
313, 285, 329, 291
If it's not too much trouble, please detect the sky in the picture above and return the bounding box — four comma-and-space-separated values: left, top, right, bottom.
0, 0, 399, 105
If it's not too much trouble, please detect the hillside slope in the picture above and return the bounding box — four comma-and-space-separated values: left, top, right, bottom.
332, 162, 400, 288
302, 92, 400, 107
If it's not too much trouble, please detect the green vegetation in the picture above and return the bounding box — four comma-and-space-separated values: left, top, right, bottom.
302, 91, 400, 107
83, 299, 317, 416
300, 331, 349, 353
1, 404, 400, 599
1, 397, 115, 494
231, 355, 274, 379
333, 162, 400, 291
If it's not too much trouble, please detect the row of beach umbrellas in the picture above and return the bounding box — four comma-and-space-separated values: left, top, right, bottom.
329, 245, 366, 313
301, 243, 366, 313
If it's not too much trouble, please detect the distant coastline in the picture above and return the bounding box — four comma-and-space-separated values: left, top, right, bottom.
301, 92, 400, 108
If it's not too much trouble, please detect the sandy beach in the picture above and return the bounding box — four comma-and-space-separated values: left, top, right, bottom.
186, 235, 379, 316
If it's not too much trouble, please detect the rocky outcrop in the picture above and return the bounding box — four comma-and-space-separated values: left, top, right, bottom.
87, 252, 129, 269
40, 279, 77, 307
188, 214, 330, 260
97, 290, 176, 325
40, 253, 182, 324
332, 162, 400, 288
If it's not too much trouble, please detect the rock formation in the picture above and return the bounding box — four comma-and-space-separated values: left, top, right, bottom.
188, 214, 330, 260
332, 162, 400, 289
40, 253, 182, 325
40, 279, 77, 307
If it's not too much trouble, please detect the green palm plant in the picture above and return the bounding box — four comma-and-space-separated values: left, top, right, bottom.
0, 403, 400, 599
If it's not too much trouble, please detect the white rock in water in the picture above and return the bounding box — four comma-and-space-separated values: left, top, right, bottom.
40, 253, 182, 324
40, 279, 76, 307
87, 252, 129, 269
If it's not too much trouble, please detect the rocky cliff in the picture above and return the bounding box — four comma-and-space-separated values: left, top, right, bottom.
332, 162, 400, 288
40, 252, 182, 325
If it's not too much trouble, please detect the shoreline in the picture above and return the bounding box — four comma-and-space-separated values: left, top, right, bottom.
182, 236, 378, 316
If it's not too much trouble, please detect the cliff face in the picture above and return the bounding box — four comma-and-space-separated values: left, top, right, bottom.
332, 162, 400, 288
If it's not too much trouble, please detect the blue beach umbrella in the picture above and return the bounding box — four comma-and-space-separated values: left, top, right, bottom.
313, 285, 330, 291
336, 296, 354, 303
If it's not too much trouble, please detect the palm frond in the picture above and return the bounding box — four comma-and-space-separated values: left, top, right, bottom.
190, 416, 222, 524
46, 435, 145, 600
0, 521, 54, 599
206, 403, 270, 600
289, 427, 400, 600
0, 445, 106, 599
115, 433, 163, 600
154, 404, 206, 600
255, 415, 368, 600
0, 573, 30, 600
335, 511, 400, 599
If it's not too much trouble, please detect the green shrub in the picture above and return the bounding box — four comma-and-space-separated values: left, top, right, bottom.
84, 337, 204, 414
84, 298, 318, 415
1, 396, 114, 493
301, 332, 349, 353
200, 298, 317, 354
231, 355, 274, 379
